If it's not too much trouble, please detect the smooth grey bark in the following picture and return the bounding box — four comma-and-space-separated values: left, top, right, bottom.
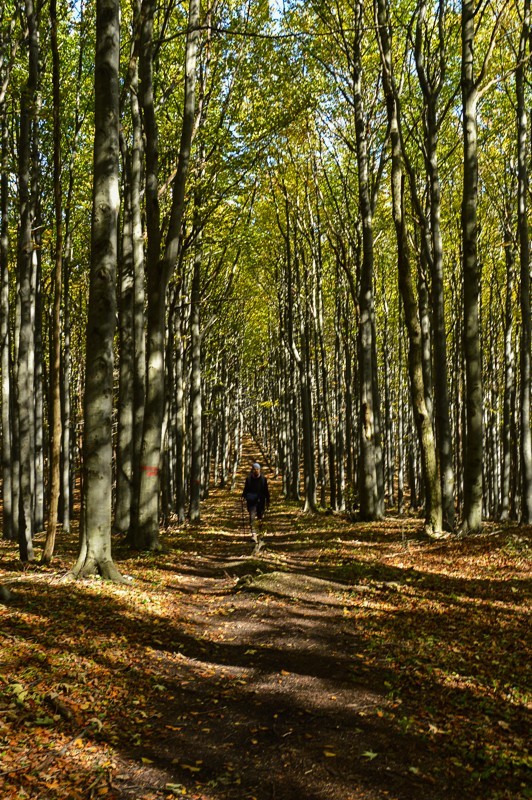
61, 175, 73, 534
231, 388, 242, 490
0, 114, 13, 540
418, 270, 433, 419
334, 295, 346, 511
414, 0, 455, 531
316, 265, 336, 509
500, 207, 516, 520
382, 282, 394, 505
115, 152, 136, 535
291, 225, 316, 513
484, 291, 499, 518
136, 0, 199, 549
70, 0, 124, 581
42, 0, 62, 563
375, 0, 442, 535
0, 57, 11, 536
116, 11, 146, 537
344, 319, 355, 494
130, 52, 147, 538
189, 227, 203, 522
174, 303, 186, 522
516, 0, 532, 522
354, 0, 382, 520
397, 319, 405, 514
33, 207, 44, 532
299, 301, 317, 513
16, 0, 39, 561
275, 190, 299, 501
460, 0, 483, 533
59, 3, 85, 533
219, 356, 230, 488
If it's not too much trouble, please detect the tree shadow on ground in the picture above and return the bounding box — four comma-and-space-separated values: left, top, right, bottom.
0, 473, 529, 800
0, 537, 528, 800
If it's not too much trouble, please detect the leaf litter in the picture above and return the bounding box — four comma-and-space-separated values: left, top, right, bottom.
0, 479, 530, 800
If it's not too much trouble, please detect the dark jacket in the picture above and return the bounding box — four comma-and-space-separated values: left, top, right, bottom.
242, 473, 270, 510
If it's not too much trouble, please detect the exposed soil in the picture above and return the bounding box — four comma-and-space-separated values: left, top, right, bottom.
0, 464, 530, 800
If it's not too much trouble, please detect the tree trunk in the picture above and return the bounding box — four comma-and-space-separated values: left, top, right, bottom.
16, 0, 40, 562
354, 0, 382, 520
59, 0, 86, 536
516, 0, 532, 522
334, 295, 346, 511
0, 114, 13, 540
34, 244, 44, 531
500, 210, 516, 520
174, 306, 186, 522
460, 0, 483, 533
296, 250, 317, 514
70, 0, 124, 581
42, 0, 63, 563
189, 231, 203, 522
382, 288, 394, 506
115, 152, 135, 535
135, 0, 199, 549
375, 0, 442, 535
414, 0, 454, 530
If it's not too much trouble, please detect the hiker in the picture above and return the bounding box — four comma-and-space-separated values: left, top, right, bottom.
242, 462, 270, 542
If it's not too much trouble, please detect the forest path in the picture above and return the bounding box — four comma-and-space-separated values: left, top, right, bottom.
132, 458, 429, 800
0, 457, 529, 800
115, 454, 527, 800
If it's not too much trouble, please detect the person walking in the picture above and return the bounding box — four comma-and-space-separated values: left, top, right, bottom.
242, 462, 270, 543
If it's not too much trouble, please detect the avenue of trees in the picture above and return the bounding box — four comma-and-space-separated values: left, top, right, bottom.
0, 0, 531, 574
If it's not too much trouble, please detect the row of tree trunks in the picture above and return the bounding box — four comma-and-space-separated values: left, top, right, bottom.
1, 0, 530, 571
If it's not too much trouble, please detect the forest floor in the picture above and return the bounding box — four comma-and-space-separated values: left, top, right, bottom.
0, 465, 530, 800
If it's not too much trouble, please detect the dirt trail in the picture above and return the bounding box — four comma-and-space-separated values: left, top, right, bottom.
123, 465, 419, 800
108, 460, 528, 800
0, 455, 529, 800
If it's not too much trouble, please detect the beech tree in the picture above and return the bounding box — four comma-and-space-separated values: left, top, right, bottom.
0, 2, 16, 543
516, 0, 532, 522
134, 0, 200, 550
42, 0, 64, 564
16, 0, 40, 562
374, 0, 442, 536
70, 0, 123, 580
